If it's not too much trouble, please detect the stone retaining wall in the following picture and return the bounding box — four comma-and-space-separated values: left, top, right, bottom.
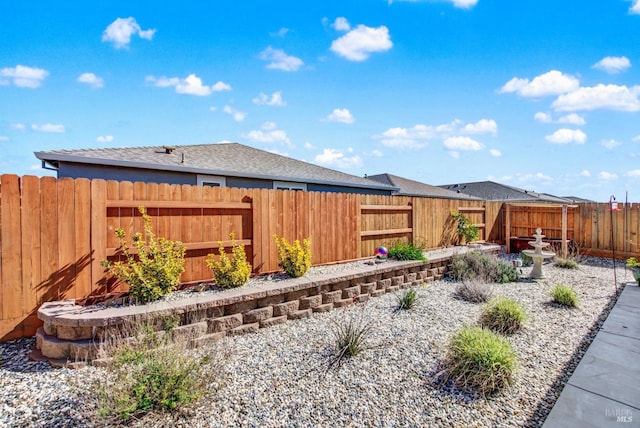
33, 246, 499, 367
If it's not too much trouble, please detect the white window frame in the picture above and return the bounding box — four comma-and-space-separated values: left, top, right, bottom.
197, 174, 226, 187
273, 181, 307, 191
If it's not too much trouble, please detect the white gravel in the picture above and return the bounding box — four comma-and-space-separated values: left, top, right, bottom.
0, 255, 632, 428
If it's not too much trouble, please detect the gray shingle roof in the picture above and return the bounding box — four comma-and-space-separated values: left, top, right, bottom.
35, 143, 396, 191
367, 173, 481, 200
437, 181, 572, 203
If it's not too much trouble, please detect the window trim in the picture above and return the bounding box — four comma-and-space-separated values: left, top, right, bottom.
197, 174, 226, 187
273, 181, 307, 191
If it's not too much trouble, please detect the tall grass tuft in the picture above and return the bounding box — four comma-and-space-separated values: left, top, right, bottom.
550, 284, 579, 307
479, 297, 526, 334
328, 309, 374, 369
396, 288, 419, 310
455, 280, 494, 303
442, 326, 517, 396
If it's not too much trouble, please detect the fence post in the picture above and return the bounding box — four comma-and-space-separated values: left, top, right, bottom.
562, 204, 568, 259
505, 204, 511, 253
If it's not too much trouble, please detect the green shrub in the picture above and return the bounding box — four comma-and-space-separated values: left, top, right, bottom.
450, 252, 518, 283
101, 207, 186, 303
95, 322, 228, 421
388, 241, 426, 261
396, 288, 419, 310
550, 284, 579, 307
520, 253, 533, 267
328, 309, 373, 368
455, 280, 494, 303
443, 326, 517, 396
479, 297, 526, 334
206, 233, 252, 288
274, 235, 312, 278
554, 257, 578, 269
495, 260, 518, 283
450, 211, 480, 243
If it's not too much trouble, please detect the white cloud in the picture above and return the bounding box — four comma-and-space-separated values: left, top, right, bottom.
314, 148, 363, 168
557, 113, 586, 125
389, 0, 478, 9
146, 74, 230, 96
242, 122, 290, 146
601, 139, 621, 149
592, 56, 631, 74
545, 128, 587, 144
633, 135, 640, 142
96, 135, 114, 143
0, 136, 8, 142
534, 111, 585, 125
377, 118, 496, 149
534, 112, 552, 123
325, 108, 355, 124
580, 169, 591, 177
211, 81, 232, 92
443, 136, 484, 151
0, 65, 49, 88
499, 70, 579, 98
448, 151, 460, 159
630, 0, 640, 14
252, 91, 286, 106
489, 148, 502, 157
598, 171, 618, 180
304, 142, 315, 150
223, 105, 246, 122
552, 84, 640, 112
463, 119, 497, 134
77, 72, 104, 88
330, 24, 392, 61
11, 123, 26, 131
368, 149, 383, 157
102, 17, 155, 49
270, 28, 289, 37
627, 169, 640, 177
32, 123, 65, 133
209, 106, 217, 112
333, 17, 351, 31
259, 46, 303, 71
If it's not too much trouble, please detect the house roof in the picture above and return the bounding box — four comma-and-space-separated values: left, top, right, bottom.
366, 173, 481, 200
35, 143, 397, 191
437, 180, 573, 203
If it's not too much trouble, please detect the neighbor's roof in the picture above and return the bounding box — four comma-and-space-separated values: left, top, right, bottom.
437, 181, 573, 203
366, 173, 481, 200
35, 143, 397, 191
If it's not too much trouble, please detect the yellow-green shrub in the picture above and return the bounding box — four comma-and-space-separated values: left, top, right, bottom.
206, 233, 251, 288
101, 207, 186, 303
274, 235, 312, 278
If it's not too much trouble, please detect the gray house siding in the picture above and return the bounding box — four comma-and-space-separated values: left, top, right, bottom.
54, 162, 392, 195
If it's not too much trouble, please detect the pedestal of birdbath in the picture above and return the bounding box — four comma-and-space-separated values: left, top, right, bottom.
521, 227, 556, 279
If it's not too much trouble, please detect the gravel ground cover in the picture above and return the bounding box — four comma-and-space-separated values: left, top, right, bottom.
0, 255, 631, 428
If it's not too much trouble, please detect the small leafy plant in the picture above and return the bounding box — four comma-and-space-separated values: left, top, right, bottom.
455, 280, 494, 303
396, 288, 419, 310
94, 321, 228, 422
554, 257, 578, 269
479, 297, 526, 334
442, 326, 517, 396
550, 284, 579, 307
388, 241, 426, 261
274, 235, 312, 278
101, 207, 186, 303
206, 233, 252, 288
495, 260, 518, 283
626, 257, 640, 268
451, 211, 480, 243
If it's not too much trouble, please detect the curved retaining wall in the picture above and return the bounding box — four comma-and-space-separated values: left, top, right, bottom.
33, 245, 499, 367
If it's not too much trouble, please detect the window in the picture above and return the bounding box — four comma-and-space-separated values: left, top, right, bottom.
273, 181, 307, 191
197, 175, 226, 187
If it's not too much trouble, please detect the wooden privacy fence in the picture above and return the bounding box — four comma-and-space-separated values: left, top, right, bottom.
0, 174, 501, 341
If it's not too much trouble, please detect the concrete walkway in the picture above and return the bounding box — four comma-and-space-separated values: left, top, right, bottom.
543, 283, 640, 427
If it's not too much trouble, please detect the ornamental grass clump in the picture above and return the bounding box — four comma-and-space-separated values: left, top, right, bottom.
479, 297, 527, 334
550, 284, 579, 307
206, 233, 252, 288
450, 252, 518, 284
388, 241, 426, 261
274, 235, 312, 278
94, 321, 228, 422
442, 326, 517, 396
554, 257, 579, 269
455, 280, 494, 303
396, 288, 419, 310
328, 309, 374, 369
101, 207, 186, 303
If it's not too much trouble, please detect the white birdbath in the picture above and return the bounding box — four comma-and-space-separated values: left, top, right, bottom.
521, 227, 555, 279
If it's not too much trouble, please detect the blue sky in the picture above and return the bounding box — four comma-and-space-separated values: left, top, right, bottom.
1, 0, 639, 202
